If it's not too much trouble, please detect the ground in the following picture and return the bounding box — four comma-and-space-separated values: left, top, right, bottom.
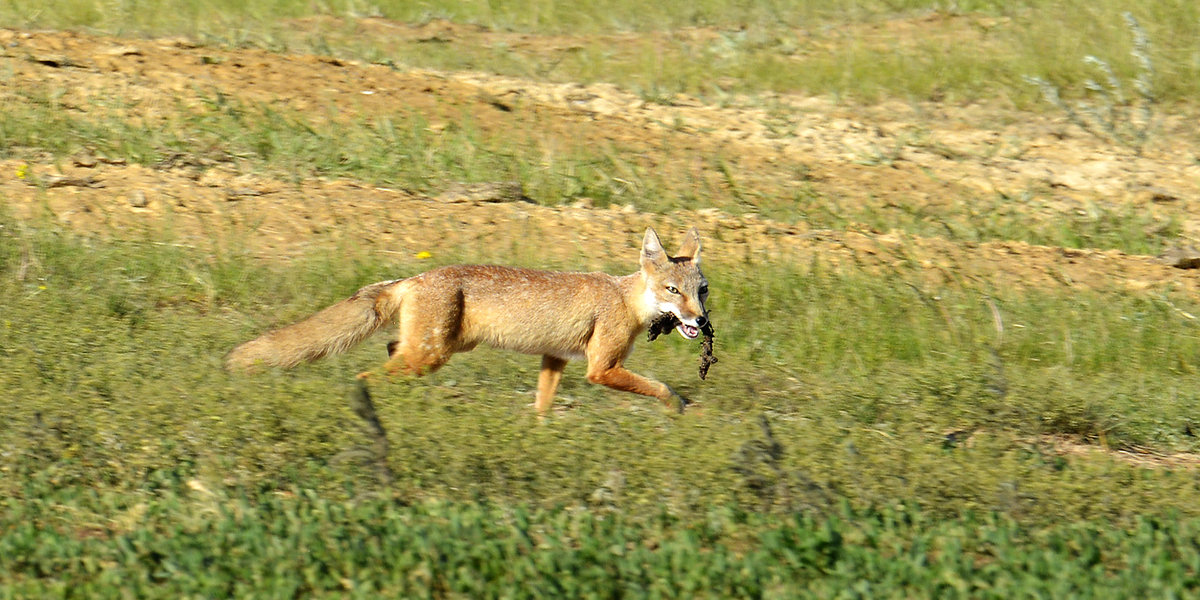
7, 18, 1200, 593
3, 24, 1199, 298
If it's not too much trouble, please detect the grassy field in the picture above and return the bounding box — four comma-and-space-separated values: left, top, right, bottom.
6, 492, 1200, 597
4, 0, 1200, 106
0, 74, 1187, 256
4, 0, 1200, 596
4, 215, 1200, 594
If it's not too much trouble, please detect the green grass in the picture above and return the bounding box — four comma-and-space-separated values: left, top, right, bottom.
3, 1, 1194, 255
0, 82, 705, 212
791, 184, 1182, 257
4, 3, 1200, 592
1, 79, 1186, 255
4, 216, 1200, 509
4, 1, 1200, 107
4, 213, 1200, 593
5, 492, 1200, 598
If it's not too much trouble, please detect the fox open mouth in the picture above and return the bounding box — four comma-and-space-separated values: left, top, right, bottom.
647, 312, 701, 341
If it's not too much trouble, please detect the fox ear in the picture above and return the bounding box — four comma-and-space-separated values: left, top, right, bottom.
676, 227, 702, 264
641, 227, 667, 268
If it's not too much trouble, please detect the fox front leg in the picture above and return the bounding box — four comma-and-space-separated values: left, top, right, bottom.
584, 361, 688, 413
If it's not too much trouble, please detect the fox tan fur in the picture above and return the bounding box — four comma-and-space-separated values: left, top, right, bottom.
226, 227, 709, 414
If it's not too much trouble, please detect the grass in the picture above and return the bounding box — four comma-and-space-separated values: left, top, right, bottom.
4, 215, 1200, 593
3, 2, 1194, 256
791, 184, 1183, 257
0, 80, 701, 211
5, 492, 1200, 597
0, 77, 1186, 255
4, 3, 1200, 593
4, 1, 1200, 107
5, 215, 1200, 508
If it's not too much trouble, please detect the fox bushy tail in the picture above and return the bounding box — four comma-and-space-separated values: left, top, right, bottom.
226, 279, 406, 371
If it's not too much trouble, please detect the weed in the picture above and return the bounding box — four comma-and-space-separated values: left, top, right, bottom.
4, 491, 1200, 597
731, 414, 833, 513
1024, 13, 1157, 154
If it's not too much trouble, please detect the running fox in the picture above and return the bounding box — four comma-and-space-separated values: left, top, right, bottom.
226, 227, 709, 414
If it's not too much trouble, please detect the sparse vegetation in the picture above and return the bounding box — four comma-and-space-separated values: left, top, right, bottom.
1024, 12, 1158, 154
2, 1, 1199, 105
4, 1, 1200, 595
0, 75, 1186, 254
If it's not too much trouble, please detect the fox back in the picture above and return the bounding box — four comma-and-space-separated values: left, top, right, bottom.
392, 264, 637, 362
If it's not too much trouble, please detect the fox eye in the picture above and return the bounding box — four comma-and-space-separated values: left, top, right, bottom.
699, 285, 708, 296
665, 285, 680, 295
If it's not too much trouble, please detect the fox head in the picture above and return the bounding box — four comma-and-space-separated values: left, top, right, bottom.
640, 227, 709, 339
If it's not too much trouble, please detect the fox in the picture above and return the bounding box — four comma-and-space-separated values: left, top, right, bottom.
226, 227, 709, 414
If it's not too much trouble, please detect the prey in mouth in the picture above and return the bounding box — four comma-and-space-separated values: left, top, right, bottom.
647, 312, 685, 342
646, 312, 719, 381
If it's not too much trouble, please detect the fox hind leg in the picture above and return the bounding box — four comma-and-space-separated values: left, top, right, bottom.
382, 333, 455, 377
382, 291, 461, 377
